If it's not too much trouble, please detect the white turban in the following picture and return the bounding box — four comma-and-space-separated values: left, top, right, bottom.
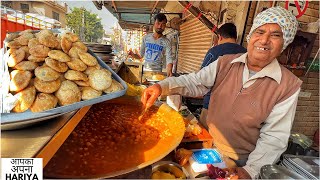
246, 6, 298, 51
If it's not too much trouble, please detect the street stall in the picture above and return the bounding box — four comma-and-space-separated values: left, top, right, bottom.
1, 28, 215, 179
2, 0, 319, 179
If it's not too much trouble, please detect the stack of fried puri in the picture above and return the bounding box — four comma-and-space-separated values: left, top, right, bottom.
6, 29, 123, 113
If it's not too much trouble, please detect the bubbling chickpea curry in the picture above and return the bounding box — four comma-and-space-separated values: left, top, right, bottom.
44, 100, 184, 178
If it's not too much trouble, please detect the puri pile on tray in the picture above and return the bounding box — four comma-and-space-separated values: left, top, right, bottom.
5, 29, 123, 113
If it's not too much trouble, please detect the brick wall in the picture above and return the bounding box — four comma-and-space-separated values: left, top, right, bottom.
292, 72, 319, 139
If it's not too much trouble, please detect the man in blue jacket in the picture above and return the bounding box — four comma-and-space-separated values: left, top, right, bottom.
200, 23, 247, 128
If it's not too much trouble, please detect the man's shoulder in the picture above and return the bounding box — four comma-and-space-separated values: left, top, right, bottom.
160, 36, 171, 43
144, 33, 153, 36
209, 43, 243, 50
221, 43, 246, 51
207, 43, 246, 55
143, 33, 153, 39
207, 45, 221, 54
219, 53, 244, 61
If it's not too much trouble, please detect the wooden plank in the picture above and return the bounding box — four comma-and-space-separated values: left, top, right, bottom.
313, 3, 319, 9
298, 15, 319, 23
304, 8, 319, 17
313, 39, 319, 47
312, 46, 319, 53
36, 106, 91, 167
311, 52, 317, 58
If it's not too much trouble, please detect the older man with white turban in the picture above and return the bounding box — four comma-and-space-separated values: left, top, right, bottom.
141, 6, 301, 179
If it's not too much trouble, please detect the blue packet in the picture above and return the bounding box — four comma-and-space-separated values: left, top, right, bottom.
192, 149, 222, 164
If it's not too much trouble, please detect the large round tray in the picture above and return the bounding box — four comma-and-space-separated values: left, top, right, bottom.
44, 96, 186, 178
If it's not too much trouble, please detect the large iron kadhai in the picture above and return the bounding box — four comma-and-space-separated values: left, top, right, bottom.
44, 96, 185, 178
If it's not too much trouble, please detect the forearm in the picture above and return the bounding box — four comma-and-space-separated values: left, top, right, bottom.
166, 63, 173, 76
158, 60, 219, 97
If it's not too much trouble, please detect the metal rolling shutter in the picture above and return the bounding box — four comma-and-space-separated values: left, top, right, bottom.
177, 18, 213, 73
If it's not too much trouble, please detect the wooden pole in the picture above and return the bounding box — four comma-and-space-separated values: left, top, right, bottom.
178, 1, 218, 34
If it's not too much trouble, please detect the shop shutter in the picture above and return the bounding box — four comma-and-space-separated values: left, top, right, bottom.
177, 18, 213, 73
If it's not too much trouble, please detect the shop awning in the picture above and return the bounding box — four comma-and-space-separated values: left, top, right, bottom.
93, 1, 181, 30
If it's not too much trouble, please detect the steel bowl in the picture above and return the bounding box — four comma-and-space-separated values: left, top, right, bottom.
151, 161, 188, 179
260, 164, 304, 179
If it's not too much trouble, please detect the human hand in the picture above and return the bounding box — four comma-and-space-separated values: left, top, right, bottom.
224, 167, 251, 179
236, 167, 251, 179
141, 84, 162, 109
166, 63, 173, 77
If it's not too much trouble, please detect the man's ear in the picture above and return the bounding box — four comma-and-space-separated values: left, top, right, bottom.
218, 35, 223, 41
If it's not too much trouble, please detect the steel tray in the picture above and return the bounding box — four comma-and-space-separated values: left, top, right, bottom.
1, 30, 127, 130
260, 164, 304, 179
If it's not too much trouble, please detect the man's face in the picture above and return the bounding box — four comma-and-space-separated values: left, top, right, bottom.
247, 23, 284, 71
154, 19, 166, 34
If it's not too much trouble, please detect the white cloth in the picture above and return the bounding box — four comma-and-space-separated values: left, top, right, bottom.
158, 53, 300, 179
246, 6, 298, 51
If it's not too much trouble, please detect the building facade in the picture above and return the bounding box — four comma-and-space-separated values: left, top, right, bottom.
2, 1, 67, 27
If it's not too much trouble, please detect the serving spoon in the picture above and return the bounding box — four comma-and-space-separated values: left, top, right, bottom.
138, 107, 149, 121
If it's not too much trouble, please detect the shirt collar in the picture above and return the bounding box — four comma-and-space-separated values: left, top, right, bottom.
231, 53, 282, 84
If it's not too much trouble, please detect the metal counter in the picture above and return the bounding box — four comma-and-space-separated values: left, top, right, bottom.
1, 112, 76, 158
1, 106, 91, 167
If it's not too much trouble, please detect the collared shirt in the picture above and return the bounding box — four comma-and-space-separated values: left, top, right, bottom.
158, 53, 300, 179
